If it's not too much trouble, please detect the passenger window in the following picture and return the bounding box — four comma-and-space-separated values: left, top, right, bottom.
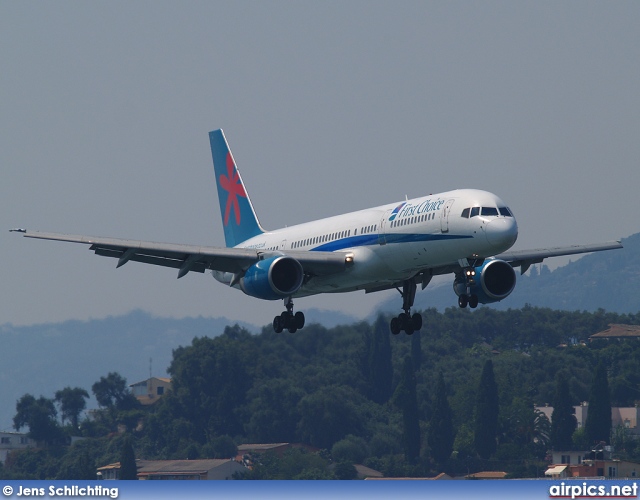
499, 207, 512, 217
461, 208, 470, 218
481, 207, 499, 216
470, 207, 480, 217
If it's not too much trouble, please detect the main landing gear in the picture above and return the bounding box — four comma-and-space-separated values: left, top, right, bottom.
390, 279, 423, 336
273, 297, 305, 333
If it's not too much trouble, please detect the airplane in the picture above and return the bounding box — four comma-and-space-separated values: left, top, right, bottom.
11, 129, 623, 335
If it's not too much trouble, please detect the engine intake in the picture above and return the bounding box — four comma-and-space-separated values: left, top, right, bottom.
240, 255, 304, 300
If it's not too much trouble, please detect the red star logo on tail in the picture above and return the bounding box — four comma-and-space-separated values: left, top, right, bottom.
219, 153, 247, 226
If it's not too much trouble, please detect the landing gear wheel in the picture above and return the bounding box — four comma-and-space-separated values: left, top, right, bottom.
398, 312, 409, 330
294, 311, 305, 329
390, 317, 401, 335
281, 311, 290, 326
273, 315, 284, 333
458, 294, 468, 308
411, 313, 423, 331
469, 294, 479, 309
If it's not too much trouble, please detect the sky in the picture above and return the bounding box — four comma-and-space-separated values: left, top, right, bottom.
2, 1, 639, 328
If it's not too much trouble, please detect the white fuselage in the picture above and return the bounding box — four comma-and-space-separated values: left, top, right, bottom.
213, 189, 518, 297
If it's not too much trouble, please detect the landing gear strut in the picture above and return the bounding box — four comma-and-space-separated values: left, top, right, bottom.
390, 279, 423, 336
273, 297, 305, 333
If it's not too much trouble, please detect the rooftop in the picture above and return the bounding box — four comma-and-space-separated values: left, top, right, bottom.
590, 324, 640, 339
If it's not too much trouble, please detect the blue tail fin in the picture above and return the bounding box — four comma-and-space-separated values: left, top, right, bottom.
209, 129, 265, 247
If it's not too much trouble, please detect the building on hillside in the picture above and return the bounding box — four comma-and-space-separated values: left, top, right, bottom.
237, 442, 318, 457
129, 377, 171, 406
464, 471, 508, 480
549, 450, 586, 466
546, 459, 640, 479
354, 464, 384, 479
589, 324, 640, 341
548, 446, 616, 467
236, 442, 319, 468
0, 432, 34, 463
365, 472, 452, 480
97, 458, 245, 480
536, 404, 640, 436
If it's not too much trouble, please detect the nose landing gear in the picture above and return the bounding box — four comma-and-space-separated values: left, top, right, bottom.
390, 279, 423, 335
454, 267, 479, 309
273, 297, 305, 333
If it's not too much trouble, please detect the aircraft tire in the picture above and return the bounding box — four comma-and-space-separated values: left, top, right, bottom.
280, 311, 291, 327
458, 295, 468, 308
390, 317, 401, 335
295, 311, 305, 329
469, 294, 479, 308
411, 313, 423, 331
273, 316, 284, 333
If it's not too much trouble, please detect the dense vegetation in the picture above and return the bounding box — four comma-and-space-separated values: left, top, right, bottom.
3, 305, 640, 480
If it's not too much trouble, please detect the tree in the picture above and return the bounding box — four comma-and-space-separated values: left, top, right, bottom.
393, 356, 421, 463
13, 395, 62, 445
168, 335, 251, 441
119, 436, 138, 480
297, 385, 364, 449
92, 373, 137, 411
474, 359, 499, 459
411, 329, 423, 371
502, 397, 550, 458
584, 362, 612, 445
54, 387, 89, 430
428, 372, 455, 466
550, 374, 577, 450
363, 315, 393, 404
245, 379, 304, 443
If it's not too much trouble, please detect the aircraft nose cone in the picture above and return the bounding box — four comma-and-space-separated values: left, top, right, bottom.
485, 218, 518, 250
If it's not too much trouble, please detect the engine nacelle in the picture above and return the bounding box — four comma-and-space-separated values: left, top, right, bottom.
454, 258, 516, 304
240, 255, 304, 300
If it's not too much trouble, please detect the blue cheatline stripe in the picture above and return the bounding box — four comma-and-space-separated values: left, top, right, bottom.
310, 233, 473, 252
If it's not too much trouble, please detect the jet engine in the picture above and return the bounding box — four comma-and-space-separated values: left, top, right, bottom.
240, 255, 304, 300
454, 258, 516, 304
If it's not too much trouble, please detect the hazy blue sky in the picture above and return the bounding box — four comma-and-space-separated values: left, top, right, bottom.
2, 2, 639, 327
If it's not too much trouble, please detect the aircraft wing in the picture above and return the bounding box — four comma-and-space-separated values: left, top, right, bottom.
363, 240, 623, 294
495, 240, 623, 274
9, 229, 352, 278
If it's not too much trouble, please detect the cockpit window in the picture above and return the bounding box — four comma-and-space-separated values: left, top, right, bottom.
481, 207, 499, 216
499, 206, 513, 217
461, 208, 470, 218
470, 207, 480, 217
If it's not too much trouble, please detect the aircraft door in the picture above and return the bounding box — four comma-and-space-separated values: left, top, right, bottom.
378, 210, 392, 245
440, 199, 455, 233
